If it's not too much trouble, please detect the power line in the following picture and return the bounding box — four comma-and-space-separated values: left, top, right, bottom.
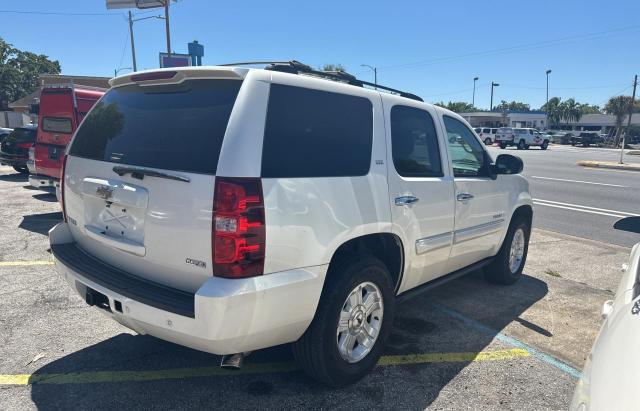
0, 10, 122, 17
377, 25, 640, 72
500, 82, 630, 91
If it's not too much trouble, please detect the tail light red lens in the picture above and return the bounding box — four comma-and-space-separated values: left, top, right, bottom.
212, 178, 265, 278
131, 71, 177, 82
60, 154, 68, 222
17, 142, 33, 149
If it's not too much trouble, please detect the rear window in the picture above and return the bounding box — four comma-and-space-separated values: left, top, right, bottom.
69, 79, 242, 174
42, 117, 72, 134
261, 84, 373, 178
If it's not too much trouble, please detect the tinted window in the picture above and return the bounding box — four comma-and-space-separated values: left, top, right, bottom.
482, 128, 491, 133
69, 79, 242, 174
261, 84, 372, 178
42, 117, 72, 134
444, 116, 488, 177
390, 105, 443, 178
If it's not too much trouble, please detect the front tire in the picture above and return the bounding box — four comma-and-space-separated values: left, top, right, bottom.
499, 143, 507, 149
517, 139, 526, 150
484, 138, 492, 145
541, 140, 549, 150
485, 218, 530, 285
292, 256, 395, 387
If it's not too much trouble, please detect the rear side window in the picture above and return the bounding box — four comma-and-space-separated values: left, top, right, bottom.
390, 105, 443, 178
42, 117, 72, 134
69, 79, 242, 174
482, 128, 491, 133
261, 84, 373, 178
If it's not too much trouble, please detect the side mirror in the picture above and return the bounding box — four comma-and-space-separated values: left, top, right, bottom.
493, 154, 523, 175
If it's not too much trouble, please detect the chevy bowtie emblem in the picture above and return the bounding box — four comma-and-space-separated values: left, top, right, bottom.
96, 185, 114, 200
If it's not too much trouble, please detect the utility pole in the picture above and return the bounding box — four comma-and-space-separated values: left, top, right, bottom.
545, 69, 552, 129
620, 74, 638, 164
472, 77, 479, 107
128, 11, 137, 71
164, 0, 171, 57
490, 82, 499, 110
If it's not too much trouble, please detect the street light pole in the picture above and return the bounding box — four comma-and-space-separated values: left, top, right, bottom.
128, 11, 137, 71
490, 82, 499, 110
472, 77, 479, 107
545, 69, 552, 130
360, 64, 377, 88
164, 0, 171, 57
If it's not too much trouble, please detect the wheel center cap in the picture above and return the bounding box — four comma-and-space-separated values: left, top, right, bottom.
349, 307, 366, 332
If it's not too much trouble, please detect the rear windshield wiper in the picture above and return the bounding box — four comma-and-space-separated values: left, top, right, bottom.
112, 166, 190, 183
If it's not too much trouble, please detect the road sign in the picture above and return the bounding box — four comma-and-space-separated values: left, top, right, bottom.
159, 52, 191, 68
106, 0, 165, 9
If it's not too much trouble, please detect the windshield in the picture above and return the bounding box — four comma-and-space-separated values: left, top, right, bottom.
5, 127, 36, 143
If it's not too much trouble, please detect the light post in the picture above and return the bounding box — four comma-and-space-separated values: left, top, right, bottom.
127, 12, 165, 72
472, 77, 479, 107
545, 69, 552, 130
490, 82, 499, 110
114, 67, 133, 77
360, 64, 377, 88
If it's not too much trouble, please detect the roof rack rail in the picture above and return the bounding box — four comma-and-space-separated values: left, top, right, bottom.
216, 60, 423, 102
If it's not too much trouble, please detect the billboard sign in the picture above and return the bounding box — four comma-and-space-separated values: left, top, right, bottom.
159, 53, 191, 68
106, 0, 166, 9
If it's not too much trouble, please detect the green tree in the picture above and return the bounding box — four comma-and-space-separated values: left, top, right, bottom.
580, 104, 601, 114
496, 100, 530, 111
604, 96, 638, 146
560, 98, 583, 124
0, 37, 60, 109
434, 101, 477, 113
541, 97, 562, 128
320, 64, 346, 72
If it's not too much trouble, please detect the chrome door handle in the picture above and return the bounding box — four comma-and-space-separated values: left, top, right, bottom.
456, 193, 474, 202
395, 195, 419, 206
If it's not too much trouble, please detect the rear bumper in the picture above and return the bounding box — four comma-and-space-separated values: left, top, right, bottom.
29, 173, 59, 189
49, 222, 326, 355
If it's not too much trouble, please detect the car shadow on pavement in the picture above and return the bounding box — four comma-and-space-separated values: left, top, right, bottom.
19, 212, 63, 236
613, 216, 640, 235
0, 172, 28, 182
31, 192, 57, 202
30, 271, 548, 410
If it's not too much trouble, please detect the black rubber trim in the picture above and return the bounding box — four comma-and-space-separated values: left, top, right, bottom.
52, 242, 195, 318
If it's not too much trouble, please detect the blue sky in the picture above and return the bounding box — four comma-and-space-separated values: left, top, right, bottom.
3, 0, 639, 109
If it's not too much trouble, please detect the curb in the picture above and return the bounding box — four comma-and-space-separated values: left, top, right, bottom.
577, 160, 640, 172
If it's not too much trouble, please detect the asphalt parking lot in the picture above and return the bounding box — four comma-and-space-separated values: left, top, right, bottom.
0, 164, 632, 410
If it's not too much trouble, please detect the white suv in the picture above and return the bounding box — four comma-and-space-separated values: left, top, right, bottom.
474, 127, 498, 145
496, 127, 549, 150
50, 62, 533, 386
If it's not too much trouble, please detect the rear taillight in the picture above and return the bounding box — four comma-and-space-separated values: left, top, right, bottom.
212, 177, 265, 278
17, 142, 33, 149
60, 154, 68, 222
131, 71, 177, 82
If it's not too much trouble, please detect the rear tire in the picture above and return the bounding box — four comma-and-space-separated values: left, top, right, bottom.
13, 165, 28, 174
484, 138, 492, 145
499, 143, 507, 149
292, 256, 395, 387
484, 218, 530, 285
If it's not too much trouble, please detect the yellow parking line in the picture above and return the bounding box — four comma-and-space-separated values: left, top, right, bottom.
0, 348, 529, 386
0, 261, 54, 267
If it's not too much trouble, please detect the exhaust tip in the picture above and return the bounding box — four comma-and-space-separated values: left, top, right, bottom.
220, 353, 245, 370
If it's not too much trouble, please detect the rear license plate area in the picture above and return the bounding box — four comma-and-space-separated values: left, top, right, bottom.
85, 287, 111, 312
48, 146, 59, 160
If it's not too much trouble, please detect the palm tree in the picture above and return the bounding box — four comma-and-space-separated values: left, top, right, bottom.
542, 97, 562, 128
564, 98, 583, 124
604, 96, 633, 147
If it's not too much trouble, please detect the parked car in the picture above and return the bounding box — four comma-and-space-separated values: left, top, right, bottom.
549, 131, 572, 145
0, 124, 37, 173
496, 127, 549, 150
571, 242, 640, 411
49, 62, 533, 387
474, 127, 498, 145
30, 84, 105, 190
571, 131, 602, 147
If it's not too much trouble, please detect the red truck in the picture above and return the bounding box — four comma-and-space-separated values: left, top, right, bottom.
29, 84, 105, 190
